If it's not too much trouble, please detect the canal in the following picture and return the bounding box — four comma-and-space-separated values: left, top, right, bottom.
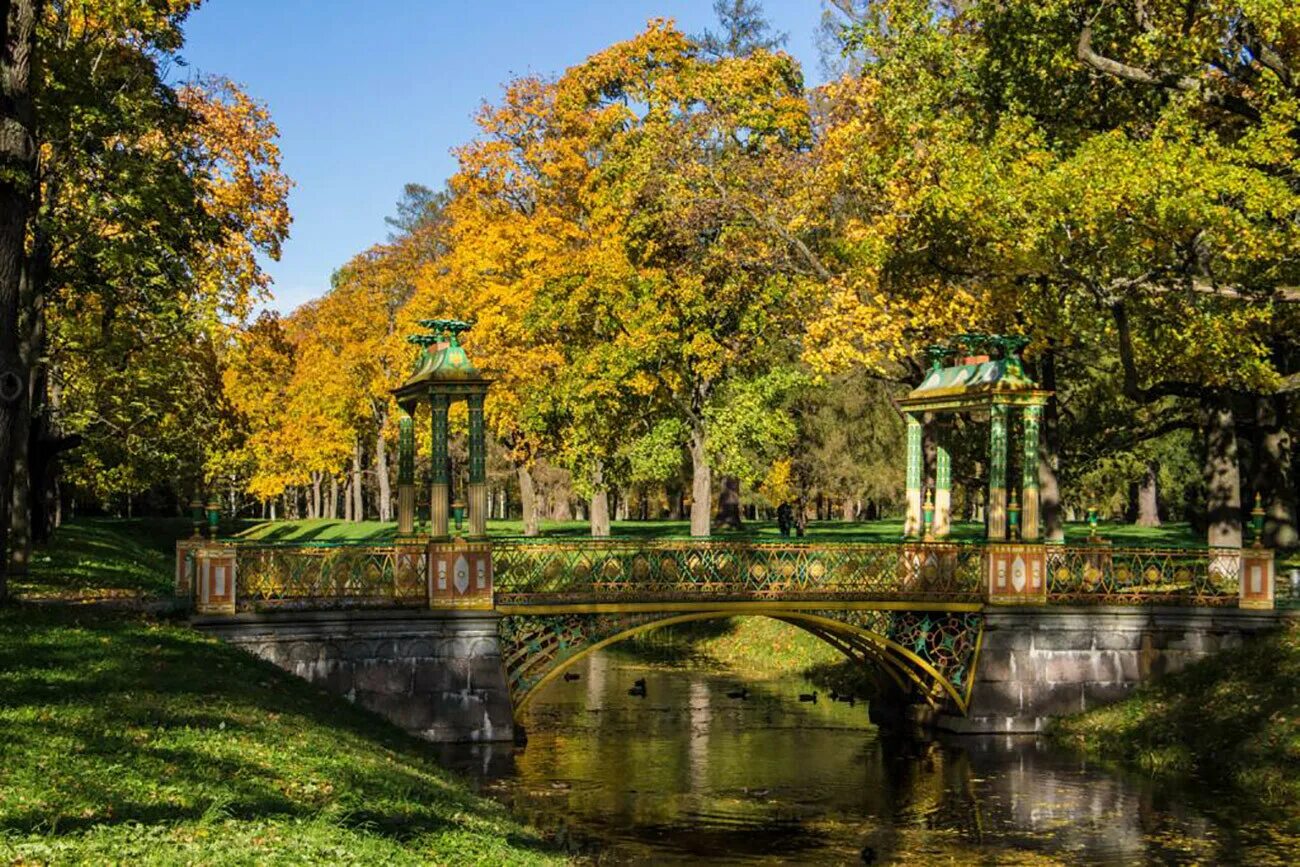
439, 649, 1298, 864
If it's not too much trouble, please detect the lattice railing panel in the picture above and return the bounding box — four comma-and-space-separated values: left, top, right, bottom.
493, 539, 984, 604
235, 546, 427, 609
1046, 545, 1239, 604
499, 607, 986, 713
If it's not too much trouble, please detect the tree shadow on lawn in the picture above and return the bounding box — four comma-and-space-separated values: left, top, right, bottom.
0, 605, 555, 855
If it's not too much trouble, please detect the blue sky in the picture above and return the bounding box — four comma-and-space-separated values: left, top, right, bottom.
180, 1, 829, 313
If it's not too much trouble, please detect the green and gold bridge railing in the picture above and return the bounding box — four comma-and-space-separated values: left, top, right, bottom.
176, 536, 1278, 714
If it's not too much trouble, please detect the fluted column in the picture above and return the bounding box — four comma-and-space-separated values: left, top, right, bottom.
430, 393, 449, 539
467, 391, 488, 538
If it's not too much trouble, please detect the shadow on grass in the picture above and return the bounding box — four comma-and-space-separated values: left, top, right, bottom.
0, 604, 557, 860
1050, 621, 1300, 809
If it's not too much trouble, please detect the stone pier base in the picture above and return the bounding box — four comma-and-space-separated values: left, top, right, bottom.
940, 606, 1280, 734
194, 609, 514, 743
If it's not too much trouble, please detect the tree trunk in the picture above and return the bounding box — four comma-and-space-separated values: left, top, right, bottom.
1038, 347, 1065, 542
1253, 394, 1297, 548
517, 463, 539, 536
717, 475, 743, 530
688, 426, 711, 537
309, 473, 322, 519
842, 496, 855, 521
351, 438, 364, 521
667, 483, 683, 520
327, 476, 338, 519
7, 386, 30, 577
375, 416, 391, 522
0, 0, 39, 603
589, 462, 610, 537
1135, 460, 1161, 527
1204, 399, 1242, 547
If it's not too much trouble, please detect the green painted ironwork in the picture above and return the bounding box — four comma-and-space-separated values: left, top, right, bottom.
492, 539, 985, 604
467, 392, 486, 484
1022, 406, 1040, 494
1276, 565, 1300, 609
989, 405, 1008, 495
430, 393, 449, 484
1045, 545, 1240, 604
498, 607, 985, 712
236, 545, 427, 609
398, 411, 415, 485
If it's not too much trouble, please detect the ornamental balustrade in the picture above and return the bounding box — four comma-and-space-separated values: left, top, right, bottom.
178, 536, 1271, 614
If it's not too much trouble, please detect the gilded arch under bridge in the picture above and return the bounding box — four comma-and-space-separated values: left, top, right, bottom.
497, 605, 986, 714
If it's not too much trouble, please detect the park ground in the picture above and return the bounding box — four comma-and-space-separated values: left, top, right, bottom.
6, 518, 1300, 862
0, 519, 564, 865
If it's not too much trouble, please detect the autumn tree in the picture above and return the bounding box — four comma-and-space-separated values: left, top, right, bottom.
809, 0, 1300, 546
4, 2, 290, 582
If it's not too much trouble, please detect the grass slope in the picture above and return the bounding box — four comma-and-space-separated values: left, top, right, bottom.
1050, 620, 1300, 807
0, 522, 563, 865
15, 518, 195, 599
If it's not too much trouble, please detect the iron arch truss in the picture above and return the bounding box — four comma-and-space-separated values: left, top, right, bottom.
496, 604, 985, 714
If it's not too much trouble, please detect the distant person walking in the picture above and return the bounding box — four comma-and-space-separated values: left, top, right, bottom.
777, 502, 793, 537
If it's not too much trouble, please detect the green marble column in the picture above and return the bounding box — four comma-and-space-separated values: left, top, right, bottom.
1021, 403, 1042, 541
905, 413, 923, 539
988, 404, 1008, 540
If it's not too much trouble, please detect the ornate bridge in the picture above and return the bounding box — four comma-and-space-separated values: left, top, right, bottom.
179, 534, 1276, 719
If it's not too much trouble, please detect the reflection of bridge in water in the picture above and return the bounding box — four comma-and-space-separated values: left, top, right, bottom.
182, 532, 1283, 741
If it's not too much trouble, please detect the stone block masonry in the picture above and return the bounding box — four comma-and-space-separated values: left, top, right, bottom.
194, 609, 514, 743
940, 606, 1281, 734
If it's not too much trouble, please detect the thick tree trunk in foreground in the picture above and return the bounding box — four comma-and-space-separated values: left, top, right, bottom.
517, 463, 539, 536
327, 476, 338, 519
1135, 460, 1161, 527
0, 0, 39, 603
1204, 400, 1242, 548
842, 496, 855, 521
375, 417, 391, 523
589, 463, 610, 537
688, 427, 712, 537
717, 475, 743, 530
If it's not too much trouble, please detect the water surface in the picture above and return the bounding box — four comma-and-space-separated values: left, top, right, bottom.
440, 652, 1299, 864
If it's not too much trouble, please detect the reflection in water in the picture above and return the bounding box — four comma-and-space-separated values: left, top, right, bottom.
438, 652, 1298, 865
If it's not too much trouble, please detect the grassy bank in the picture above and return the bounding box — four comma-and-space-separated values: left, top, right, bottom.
1, 521, 563, 865
1050, 620, 1300, 807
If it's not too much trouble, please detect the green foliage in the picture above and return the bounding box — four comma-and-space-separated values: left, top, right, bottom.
704, 369, 808, 486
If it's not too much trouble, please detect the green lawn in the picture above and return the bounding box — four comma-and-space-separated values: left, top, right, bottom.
234, 516, 1205, 547
14, 518, 195, 599
1, 522, 564, 864
1050, 619, 1300, 808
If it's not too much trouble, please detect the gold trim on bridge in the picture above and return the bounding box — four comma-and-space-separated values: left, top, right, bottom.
495, 599, 986, 616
